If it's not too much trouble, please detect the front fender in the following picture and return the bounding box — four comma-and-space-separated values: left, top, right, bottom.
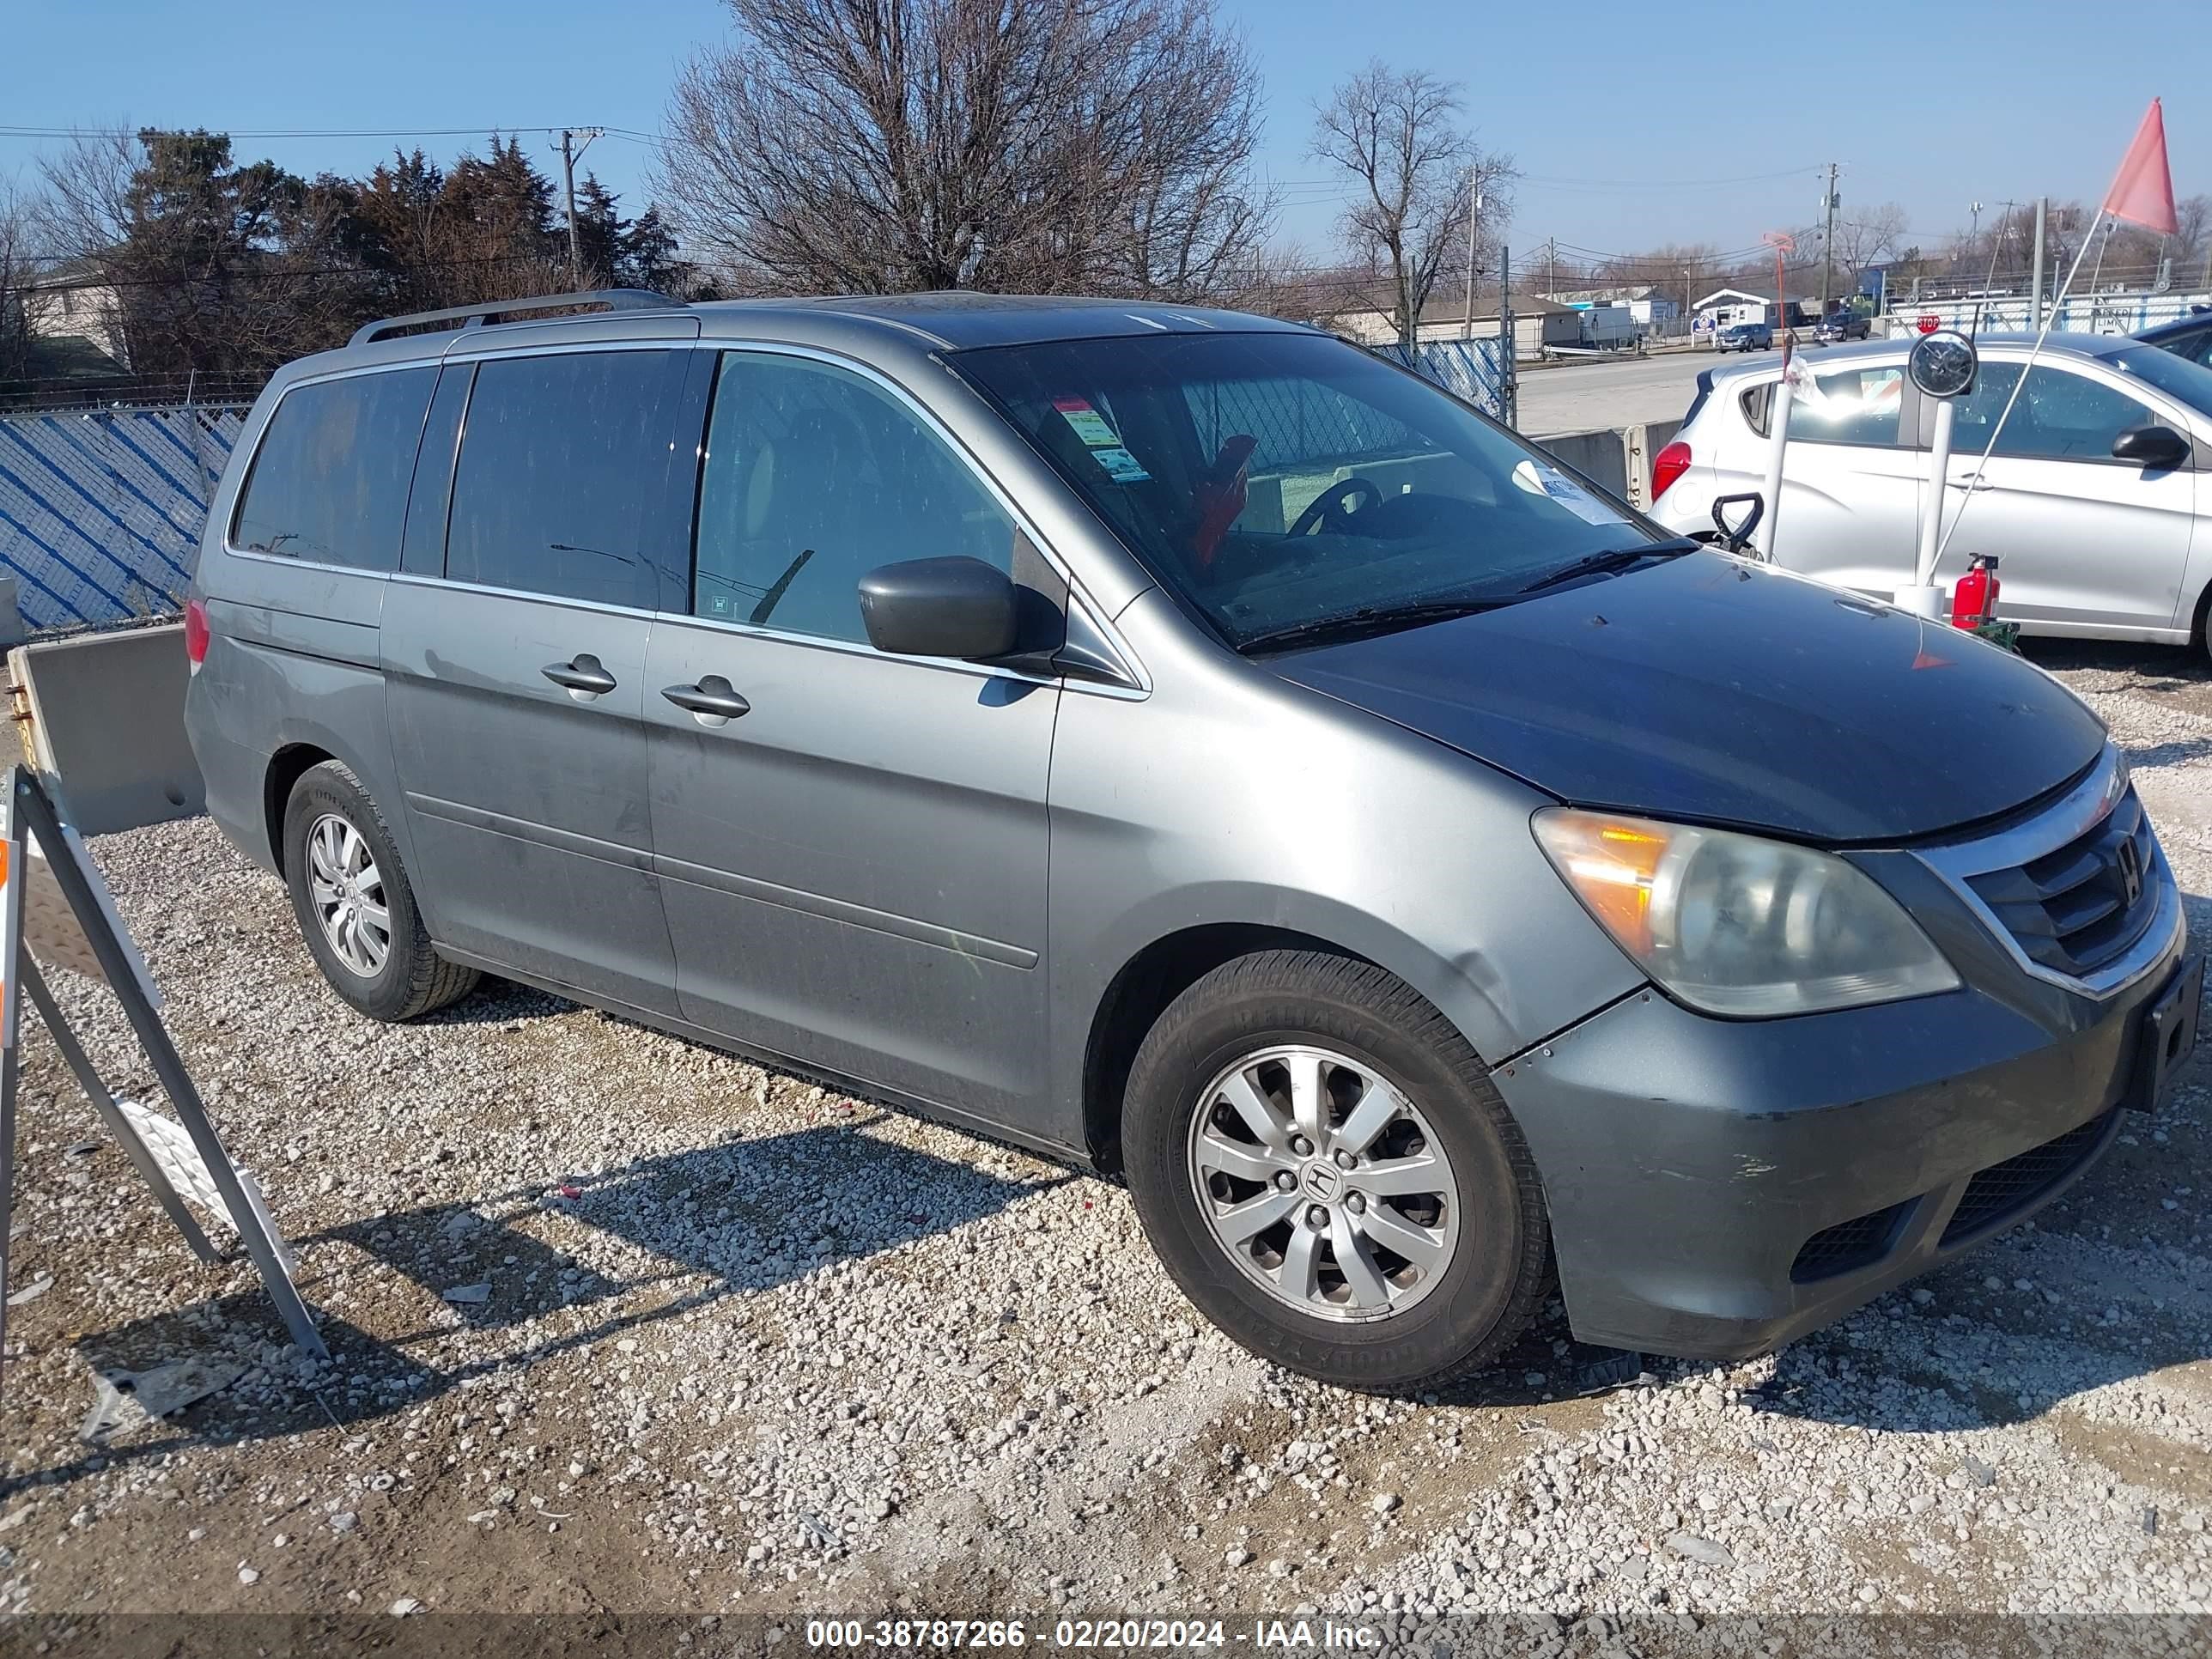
1042, 610, 1646, 1146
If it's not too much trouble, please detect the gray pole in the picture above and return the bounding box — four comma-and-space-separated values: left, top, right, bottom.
2031, 197, 2047, 326
1462, 171, 1479, 341
1499, 243, 1515, 428
1820, 162, 1838, 313
560, 129, 582, 289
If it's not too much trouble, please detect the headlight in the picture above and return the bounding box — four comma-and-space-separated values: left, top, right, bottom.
1532, 808, 1960, 1017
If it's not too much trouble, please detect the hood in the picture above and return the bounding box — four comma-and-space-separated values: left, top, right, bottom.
1271, 551, 2105, 842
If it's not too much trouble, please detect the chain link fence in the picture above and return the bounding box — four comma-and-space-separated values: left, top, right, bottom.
1374, 338, 1510, 422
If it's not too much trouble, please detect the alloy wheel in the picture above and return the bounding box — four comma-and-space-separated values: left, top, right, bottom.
1185, 1044, 1462, 1322
305, 812, 391, 978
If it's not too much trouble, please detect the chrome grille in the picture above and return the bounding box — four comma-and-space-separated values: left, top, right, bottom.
1964, 785, 2160, 978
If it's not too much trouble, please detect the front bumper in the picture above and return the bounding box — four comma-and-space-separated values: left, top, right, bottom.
1492, 884, 2188, 1362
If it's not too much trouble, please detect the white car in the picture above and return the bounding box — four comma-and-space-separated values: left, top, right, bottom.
1650, 334, 2212, 647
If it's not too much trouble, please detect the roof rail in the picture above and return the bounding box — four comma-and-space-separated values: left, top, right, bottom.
348, 289, 684, 349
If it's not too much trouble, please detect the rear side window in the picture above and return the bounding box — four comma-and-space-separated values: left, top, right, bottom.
1791, 366, 1905, 447
1740, 382, 1772, 436
231, 368, 435, 570
444, 349, 686, 609
691, 351, 1016, 643
1739, 366, 1905, 446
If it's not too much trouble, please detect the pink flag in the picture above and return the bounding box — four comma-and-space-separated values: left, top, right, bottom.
2104, 98, 2179, 236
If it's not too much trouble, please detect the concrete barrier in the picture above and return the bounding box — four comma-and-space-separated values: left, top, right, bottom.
1534, 428, 1631, 499
1534, 420, 1681, 509
9, 622, 203, 836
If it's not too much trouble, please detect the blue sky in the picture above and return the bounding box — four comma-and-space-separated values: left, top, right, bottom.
3, 0, 2196, 268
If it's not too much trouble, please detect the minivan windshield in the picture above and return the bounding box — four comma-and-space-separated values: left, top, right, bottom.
953, 331, 1662, 651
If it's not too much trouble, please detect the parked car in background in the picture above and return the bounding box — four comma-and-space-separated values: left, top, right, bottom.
1815, 311, 1873, 343
1716, 320, 1773, 352
187, 293, 2194, 1393
2136, 305, 2212, 370
1652, 333, 2212, 647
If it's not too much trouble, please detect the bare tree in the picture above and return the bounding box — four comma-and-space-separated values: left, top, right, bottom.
657, 0, 1271, 299
0, 180, 38, 383
1827, 203, 1906, 290
2174, 194, 2212, 281
1310, 64, 1514, 350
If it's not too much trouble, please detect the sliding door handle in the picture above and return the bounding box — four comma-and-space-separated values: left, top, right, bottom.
661, 676, 752, 720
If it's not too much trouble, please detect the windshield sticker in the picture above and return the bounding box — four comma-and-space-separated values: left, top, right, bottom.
1091, 446, 1152, 483
1052, 398, 1124, 450
1511, 459, 1617, 526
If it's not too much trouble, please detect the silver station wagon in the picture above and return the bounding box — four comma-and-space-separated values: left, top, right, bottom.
185, 290, 2196, 1391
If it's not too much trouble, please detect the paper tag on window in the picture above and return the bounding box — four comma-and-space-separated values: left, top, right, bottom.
1092, 446, 1152, 483
1053, 398, 1123, 449
1511, 459, 1617, 526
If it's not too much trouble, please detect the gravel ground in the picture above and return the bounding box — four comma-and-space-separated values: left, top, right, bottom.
1, 645, 2210, 1642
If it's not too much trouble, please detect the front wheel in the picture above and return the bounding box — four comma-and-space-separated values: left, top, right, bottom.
1121, 951, 1551, 1393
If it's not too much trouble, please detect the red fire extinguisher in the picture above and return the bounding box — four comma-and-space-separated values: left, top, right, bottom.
1951, 555, 2002, 629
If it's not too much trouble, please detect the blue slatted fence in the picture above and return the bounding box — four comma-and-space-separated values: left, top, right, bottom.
0, 404, 248, 630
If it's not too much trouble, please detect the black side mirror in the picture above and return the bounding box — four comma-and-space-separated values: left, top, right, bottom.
857, 557, 1020, 659
2112, 423, 2191, 470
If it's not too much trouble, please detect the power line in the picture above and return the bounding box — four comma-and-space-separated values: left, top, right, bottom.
0, 123, 579, 141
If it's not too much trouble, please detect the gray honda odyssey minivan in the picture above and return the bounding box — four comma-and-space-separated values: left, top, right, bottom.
185, 289, 2199, 1391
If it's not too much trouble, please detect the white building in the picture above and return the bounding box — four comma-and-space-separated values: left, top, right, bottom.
1334, 295, 1585, 360
14, 259, 130, 372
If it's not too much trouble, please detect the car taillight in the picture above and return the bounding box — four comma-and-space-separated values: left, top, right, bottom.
1651, 441, 1692, 500
184, 598, 210, 672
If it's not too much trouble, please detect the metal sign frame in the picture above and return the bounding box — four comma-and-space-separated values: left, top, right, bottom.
0, 764, 325, 1382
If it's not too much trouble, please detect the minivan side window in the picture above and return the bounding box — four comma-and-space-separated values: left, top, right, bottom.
231, 368, 436, 570
1950, 363, 2156, 461
692, 352, 1017, 643
443, 349, 685, 609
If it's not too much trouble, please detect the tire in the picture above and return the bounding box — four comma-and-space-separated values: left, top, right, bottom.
281, 759, 478, 1021
1121, 950, 1551, 1393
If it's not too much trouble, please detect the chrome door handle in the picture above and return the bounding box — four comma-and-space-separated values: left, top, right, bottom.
661, 676, 752, 720
542, 654, 617, 695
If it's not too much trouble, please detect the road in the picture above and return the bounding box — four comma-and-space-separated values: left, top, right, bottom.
1516, 349, 1716, 436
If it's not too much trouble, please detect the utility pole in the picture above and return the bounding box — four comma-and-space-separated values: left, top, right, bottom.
556, 127, 605, 289
1462, 172, 1480, 341
2030, 196, 2047, 327
1819, 161, 1839, 313
1547, 235, 1555, 300
1498, 242, 1514, 428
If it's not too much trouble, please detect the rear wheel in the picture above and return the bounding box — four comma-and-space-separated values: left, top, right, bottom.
1121, 951, 1551, 1393
282, 761, 477, 1020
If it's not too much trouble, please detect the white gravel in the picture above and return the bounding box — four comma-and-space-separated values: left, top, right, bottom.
0, 645, 2207, 1627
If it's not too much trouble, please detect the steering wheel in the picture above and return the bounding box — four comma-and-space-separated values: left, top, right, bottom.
1287, 477, 1383, 538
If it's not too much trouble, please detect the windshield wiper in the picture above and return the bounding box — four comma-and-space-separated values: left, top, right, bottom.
1237, 597, 1510, 655
1516, 538, 1698, 596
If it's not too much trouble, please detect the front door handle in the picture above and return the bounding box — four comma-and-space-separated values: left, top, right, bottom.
661, 676, 752, 720
543, 653, 617, 695
1943, 477, 1994, 491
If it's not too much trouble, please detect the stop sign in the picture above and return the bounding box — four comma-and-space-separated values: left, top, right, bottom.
1917, 313, 1942, 333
